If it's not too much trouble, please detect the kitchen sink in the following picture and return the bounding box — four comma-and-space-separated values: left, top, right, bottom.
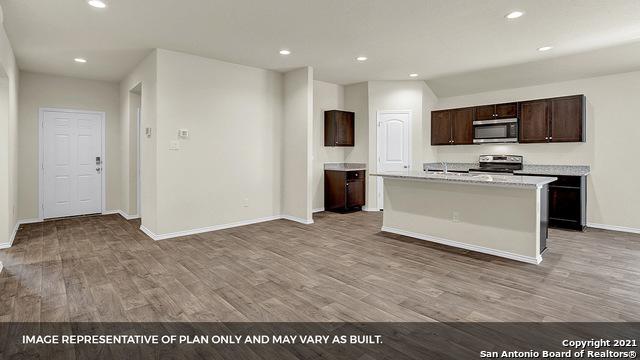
427, 171, 478, 177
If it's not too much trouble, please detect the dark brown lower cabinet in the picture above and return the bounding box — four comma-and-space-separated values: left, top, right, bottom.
325, 170, 366, 212
522, 174, 587, 231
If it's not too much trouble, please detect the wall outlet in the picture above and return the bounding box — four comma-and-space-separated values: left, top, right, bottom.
452, 211, 460, 223
169, 140, 180, 150
242, 198, 249, 208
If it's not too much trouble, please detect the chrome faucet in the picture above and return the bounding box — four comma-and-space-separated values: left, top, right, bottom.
440, 161, 448, 174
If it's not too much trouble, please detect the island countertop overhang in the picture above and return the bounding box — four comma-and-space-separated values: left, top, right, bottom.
371, 171, 557, 189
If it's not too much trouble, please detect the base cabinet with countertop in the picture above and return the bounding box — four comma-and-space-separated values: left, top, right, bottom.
520, 174, 587, 231
371, 170, 556, 264
324, 164, 366, 212
424, 162, 589, 231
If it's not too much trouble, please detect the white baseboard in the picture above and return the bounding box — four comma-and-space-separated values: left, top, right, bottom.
0, 218, 44, 249
18, 218, 43, 225
119, 210, 139, 220
587, 222, 640, 235
381, 226, 542, 265
139, 225, 158, 240
141, 215, 283, 241
103, 210, 139, 220
280, 215, 314, 225
312, 208, 324, 213
363, 206, 381, 212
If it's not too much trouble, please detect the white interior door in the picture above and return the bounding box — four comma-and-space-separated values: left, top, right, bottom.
377, 111, 411, 209
42, 110, 103, 219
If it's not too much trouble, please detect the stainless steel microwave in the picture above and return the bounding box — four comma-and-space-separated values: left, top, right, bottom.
473, 118, 518, 143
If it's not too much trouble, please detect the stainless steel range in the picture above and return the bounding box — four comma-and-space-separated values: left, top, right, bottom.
468, 155, 523, 174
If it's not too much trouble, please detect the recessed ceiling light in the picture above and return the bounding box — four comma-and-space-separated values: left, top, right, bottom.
87, 0, 107, 8
537, 46, 553, 52
356, 56, 368, 62
505, 11, 524, 19
279, 49, 291, 55
409, 73, 419, 78
74, 58, 87, 63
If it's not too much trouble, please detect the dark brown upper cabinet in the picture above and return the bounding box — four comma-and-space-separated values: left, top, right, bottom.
519, 100, 550, 143
431, 108, 474, 145
550, 95, 585, 142
325, 110, 355, 146
519, 95, 585, 143
431, 95, 585, 146
451, 108, 474, 145
475, 102, 517, 120
431, 110, 452, 145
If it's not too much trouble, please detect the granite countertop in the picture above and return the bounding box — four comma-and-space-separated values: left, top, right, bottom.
371, 170, 556, 189
423, 163, 590, 176
324, 163, 367, 171
516, 165, 590, 176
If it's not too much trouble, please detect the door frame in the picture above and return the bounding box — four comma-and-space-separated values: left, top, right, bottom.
38, 107, 107, 219
376, 110, 412, 210
136, 106, 142, 217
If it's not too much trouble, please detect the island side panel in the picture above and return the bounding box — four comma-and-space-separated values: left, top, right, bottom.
381, 178, 541, 263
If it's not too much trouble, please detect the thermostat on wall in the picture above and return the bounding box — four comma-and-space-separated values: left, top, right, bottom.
178, 129, 189, 138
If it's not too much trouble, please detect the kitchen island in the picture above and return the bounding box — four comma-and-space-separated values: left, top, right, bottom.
371, 171, 557, 264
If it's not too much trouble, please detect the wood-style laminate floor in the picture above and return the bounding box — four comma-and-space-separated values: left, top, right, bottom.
0, 211, 639, 322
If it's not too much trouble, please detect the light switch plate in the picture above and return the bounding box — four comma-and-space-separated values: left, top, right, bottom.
169, 140, 180, 150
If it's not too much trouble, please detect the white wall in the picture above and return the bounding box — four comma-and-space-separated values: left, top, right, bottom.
153, 49, 285, 234
366, 81, 435, 210
433, 70, 640, 230
344, 82, 369, 165
128, 90, 141, 214
120, 50, 157, 230
282, 67, 313, 223
312, 80, 345, 210
422, 82, 439, 163
17, 71, 120, 220
0, 21, 18, 247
